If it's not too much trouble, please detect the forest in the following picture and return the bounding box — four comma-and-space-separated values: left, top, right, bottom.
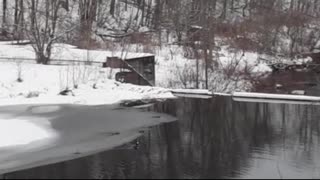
1, 0, 319, 60
0, 0, 319, 91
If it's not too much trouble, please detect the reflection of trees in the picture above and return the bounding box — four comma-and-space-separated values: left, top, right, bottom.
178, 98, 276, 178
153, 99, 320, 178
149, 97, 320, 179
142, 97, 279, 179
6, 98, 320, 179
290, 105, 320, 169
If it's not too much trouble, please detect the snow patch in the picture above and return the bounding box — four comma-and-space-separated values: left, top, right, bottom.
233, 92, 320, 101
0, 119, 57, 148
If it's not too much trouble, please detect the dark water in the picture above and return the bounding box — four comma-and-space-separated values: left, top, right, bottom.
3, 97, 320, 179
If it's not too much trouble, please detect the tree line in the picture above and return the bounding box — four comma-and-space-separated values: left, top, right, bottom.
1, 0, 320, 65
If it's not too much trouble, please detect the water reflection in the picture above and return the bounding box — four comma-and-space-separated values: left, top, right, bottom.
4, 97, 320, 179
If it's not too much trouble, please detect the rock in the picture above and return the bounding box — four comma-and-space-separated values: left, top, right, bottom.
26, 91, 40, 98
17, 78, 23, 83
275, 84, 283, 89
270, 63, 288, 72
120, 100, 151, 107
93, 83, 98, 89
59, 89, 74, 96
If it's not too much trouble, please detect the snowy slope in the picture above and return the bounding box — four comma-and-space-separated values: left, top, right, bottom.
0, 40, 276, 106
0, 41, 175, 106
153, 44, 273, 92
0, 61, 174, 106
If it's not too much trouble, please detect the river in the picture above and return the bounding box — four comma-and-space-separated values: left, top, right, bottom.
4, 96, 320, 179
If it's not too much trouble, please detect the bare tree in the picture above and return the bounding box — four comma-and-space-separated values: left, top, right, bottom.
14, 0, 25, 41
26, 0, 72, 64
2, 0, 7, 36
110, 0, 116, 17
79, 0, 97, 48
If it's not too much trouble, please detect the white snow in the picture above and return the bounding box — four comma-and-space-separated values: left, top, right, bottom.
0, 41, 153, 62
171, 89, 212, 95
154, 43, 272, 92
233, 92, 320, 101
233, 97, 320, 105
171, 89, 213, 99
0, 41, 276, 106
0, 104, 177, 174
169, 93, 212, 99
0, 42, 179, 106
291, 90, 306, 95
0, 119, 57, 148
0, 59, 174, 106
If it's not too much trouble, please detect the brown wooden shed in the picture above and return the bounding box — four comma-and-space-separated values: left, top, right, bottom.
103, 56, 155, 86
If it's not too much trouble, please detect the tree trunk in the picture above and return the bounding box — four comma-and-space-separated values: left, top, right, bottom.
146, 0, 152, 26
2, 0, 7, 36
124, 0, 127, 11
221, 0, 227, 20
110, 0, 116, 17
35, 46, 51, 65
31, 0, 36, 30
19, 0, 25, 41
14, 0, 24, 41
14, 0, 19, 39
14, 0, 19, 27
153, 0, 161, 30
204, 45, 209, 90
193, 44, 199, 89
140, 0, 145, 26
79, 0, 97, 47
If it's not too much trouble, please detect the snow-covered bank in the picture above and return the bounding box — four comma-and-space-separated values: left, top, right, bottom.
171, 89, 213, 99
0, 61, 175, 106
0, 41, 172, 106
1, 39, 316, 106
0, 104, 176, 174
0, 40, 271, 106
0, 41, 274, 96
153, 43, 273, 92
233, 92, 320, 101
233, 92, 320, 105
